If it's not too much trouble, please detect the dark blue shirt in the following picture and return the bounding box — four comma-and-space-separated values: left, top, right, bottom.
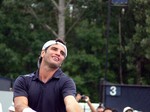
13, 69, 76, 112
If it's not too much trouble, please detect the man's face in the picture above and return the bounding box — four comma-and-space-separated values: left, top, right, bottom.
41, 44, 66, 68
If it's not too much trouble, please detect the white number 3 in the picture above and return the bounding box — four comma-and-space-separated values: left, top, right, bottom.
110, 86, 117, 96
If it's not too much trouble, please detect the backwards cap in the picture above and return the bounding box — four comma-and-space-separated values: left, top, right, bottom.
42, 40, 67, 57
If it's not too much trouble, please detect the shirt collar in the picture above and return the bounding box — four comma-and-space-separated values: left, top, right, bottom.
33, 68, 64, 80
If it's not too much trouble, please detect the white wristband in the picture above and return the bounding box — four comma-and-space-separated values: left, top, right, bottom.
23, 107, 36, 112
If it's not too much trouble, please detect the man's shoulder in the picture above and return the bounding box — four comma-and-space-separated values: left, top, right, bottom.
55, 69, 70, 79
59, 73, 75, 85
59, 73, 72, 80
16, 72, 36, 81
14, 72, 37, 88
24, 72, 35, 77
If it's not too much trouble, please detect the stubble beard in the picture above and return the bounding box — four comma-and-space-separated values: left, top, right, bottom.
43, 56, 62, 69
46, 59, 61, 69
48, 62, 60, 69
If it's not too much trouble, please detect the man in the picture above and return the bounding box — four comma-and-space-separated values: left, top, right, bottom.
13, 38, 83, 112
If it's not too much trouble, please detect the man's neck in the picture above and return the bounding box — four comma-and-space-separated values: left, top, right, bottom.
39, 65, 59, 83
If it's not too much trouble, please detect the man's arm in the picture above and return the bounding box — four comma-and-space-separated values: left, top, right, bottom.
64, 95, 83, 112
14, 96, 36, 112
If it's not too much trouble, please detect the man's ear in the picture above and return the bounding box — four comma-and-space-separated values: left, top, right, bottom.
40, 50, 45, 58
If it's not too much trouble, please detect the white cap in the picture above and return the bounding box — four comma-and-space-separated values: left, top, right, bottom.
42, 40, 67, 57
123, 106, 134, 112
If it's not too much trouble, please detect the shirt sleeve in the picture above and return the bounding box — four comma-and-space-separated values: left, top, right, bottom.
13, 76, 29, 98
61, 76, 76, 98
